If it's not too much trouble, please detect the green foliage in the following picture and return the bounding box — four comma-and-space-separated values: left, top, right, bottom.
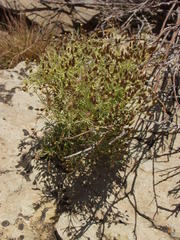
28, 34, 151, 172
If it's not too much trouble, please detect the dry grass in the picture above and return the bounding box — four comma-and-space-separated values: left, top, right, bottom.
0, 14, 54, 69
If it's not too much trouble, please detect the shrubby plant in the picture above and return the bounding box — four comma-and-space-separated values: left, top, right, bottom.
28, 33, 151, 172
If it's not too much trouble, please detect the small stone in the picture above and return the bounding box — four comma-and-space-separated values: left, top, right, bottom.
18, 235, 24, 240
18, 223, 24, 230
28, 106, 33, 110
1, 220, 10, 227
23, 129, 29, 136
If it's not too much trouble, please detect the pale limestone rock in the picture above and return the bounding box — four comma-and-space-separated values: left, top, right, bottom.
0, 0, 99, 32
0, 62, 56, 240
1, 61, 180, 240
55, 133, 180, 240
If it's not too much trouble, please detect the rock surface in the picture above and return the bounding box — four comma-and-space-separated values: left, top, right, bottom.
0, 62, 56, 240
55, 124, 180, 239
1, 62, 180, 240
0, 0, 99, 32
55, 147, 180, 240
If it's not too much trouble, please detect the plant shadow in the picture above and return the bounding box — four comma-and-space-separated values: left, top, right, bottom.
17, 128, 129, 239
